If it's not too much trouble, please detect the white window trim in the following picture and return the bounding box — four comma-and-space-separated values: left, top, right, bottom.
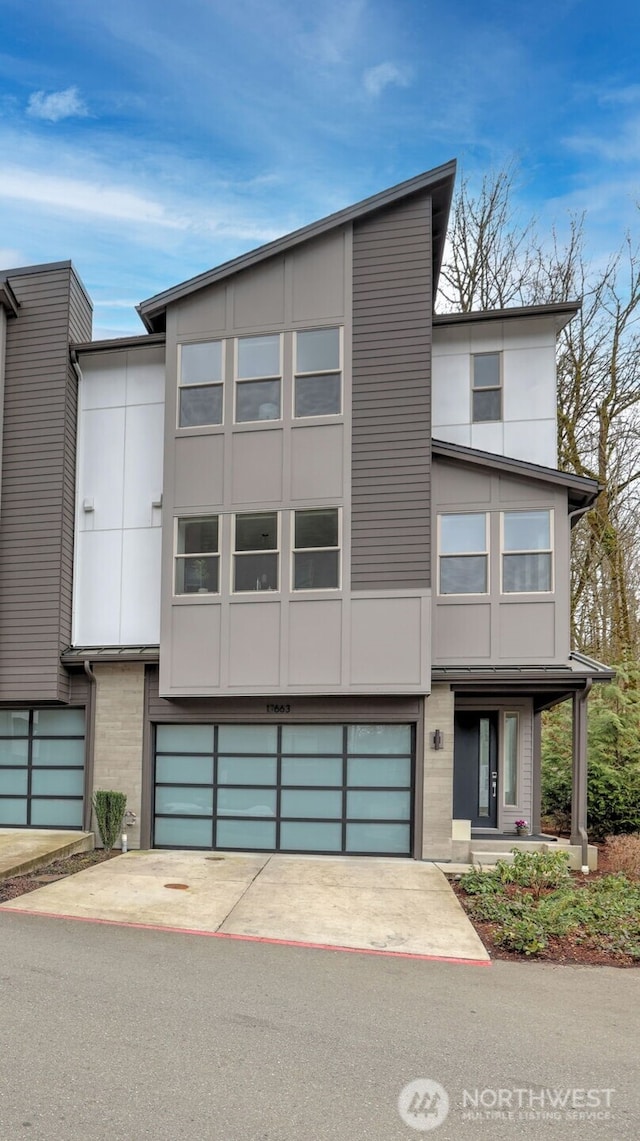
292, 326, 343, 420
437, 512, 490, 596
231, 510, 281, 594
174, 515, 221, 597
177, 340, 225, 430
500, 509, 554, 594
234, 334, 283, 425
291, 507, 342, 592
471, 351, 502, 424
502, 710, 520, 807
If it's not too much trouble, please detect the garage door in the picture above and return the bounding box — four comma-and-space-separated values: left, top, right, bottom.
0, 708, 86, 828
153, 723, 414, 855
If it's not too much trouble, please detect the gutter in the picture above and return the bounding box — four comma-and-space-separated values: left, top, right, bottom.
83, 659, 96, 833
576, 677, 592, 874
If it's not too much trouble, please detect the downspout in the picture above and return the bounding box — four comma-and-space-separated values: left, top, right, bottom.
573, 678, 592, 874
83, 659, 97, 834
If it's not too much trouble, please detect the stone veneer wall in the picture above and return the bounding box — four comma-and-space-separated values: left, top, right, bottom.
91, 663, 145, 849
422, 683, 455, 860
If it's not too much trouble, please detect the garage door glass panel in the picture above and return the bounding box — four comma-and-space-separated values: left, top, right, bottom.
0, 739, 28, 764
216, 819, 276, 849
32, 738, 85, 765
280, 822, 342, 851
32, 709, 84, 736
0, 769, 28, 794
218, 725, 278, 753
156, 724, 214, 752
347, 790, 411, 820
31, 769, 84, 796
347, 725, 412, 755
155, 816, 213, 848
155, 786, 213, 816
280, 790, 343, 818
31, 799, 83, 827
0, 800, 27, 825
281, 725, 343, 754
347, 756, 411, 787
346, 823, 411, 853
217, 788, 277, 816
218, 757, 277, 785
155, 755, 214, 784
281, 757, 342, 786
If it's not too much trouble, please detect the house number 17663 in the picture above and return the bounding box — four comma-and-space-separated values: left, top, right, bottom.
266, 704, 291, 714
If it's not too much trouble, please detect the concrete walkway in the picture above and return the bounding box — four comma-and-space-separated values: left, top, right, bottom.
0, 828, 93, 878
0, 850, 489, 963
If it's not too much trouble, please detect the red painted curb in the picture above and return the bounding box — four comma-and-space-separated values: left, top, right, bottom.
0, 905, 491, 966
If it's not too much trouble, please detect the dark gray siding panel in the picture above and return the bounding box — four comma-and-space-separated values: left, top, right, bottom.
351, 195, 432, 590
0, 265, 92, 702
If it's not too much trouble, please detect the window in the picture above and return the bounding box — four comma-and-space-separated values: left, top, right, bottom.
503, 713, 519, 806
294, 327, 341, 417
234, 512, 279, 591
472, 352, 502, 422
502, 510, 552, 592
293, 508, 340, 590
235, 335, 281, 422
178, 341, 223, 428
175, 517, 220, 594
438, 513, 488, 594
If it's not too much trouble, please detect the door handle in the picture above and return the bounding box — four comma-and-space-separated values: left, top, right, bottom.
491, 771, 498, 797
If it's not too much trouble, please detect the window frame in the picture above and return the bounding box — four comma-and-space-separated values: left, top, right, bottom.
177, 340, 225, 430
174, 516, 221, 597
471, 351, 502, 423
293, 326, 343, 419
500, 509, 554, 594
291, 507, 342, 592
232, 510, 281, 594
502, 711, 520, 807
234, 333, 283, 425
437, 512, 490, 596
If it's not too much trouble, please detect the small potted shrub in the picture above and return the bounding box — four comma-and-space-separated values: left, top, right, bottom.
515, 818, 529, 837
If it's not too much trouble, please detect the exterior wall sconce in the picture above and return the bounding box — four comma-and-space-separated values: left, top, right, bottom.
430, 729, 444, 750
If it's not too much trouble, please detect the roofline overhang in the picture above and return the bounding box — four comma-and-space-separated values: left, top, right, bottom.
433, 300, 580, 333
72, 332, 166, 355
136, 160, 457, 332
62, 646, 160, 664
2, 259, 93, 311
432, 438, 601, 513
0, 280, 19, 318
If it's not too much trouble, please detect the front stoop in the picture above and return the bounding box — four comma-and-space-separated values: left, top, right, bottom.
453, 837, 598, 871
0, 830, 94, 880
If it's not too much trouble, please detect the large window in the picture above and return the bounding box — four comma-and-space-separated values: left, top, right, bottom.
0, 709, 85, 828
234, 512, 279, 592
472, 352, 502, 422
178, 341, 223, 428
294, 327, 341, 417
175, 517, 220, 595
502, 510, 552, 592
235, 335, 281, 423
293, 508, 340, 590
438, 513, 488, 595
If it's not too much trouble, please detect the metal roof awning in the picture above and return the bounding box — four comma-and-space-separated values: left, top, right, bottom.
62, 645, 160, 664
432, 652, 614, 710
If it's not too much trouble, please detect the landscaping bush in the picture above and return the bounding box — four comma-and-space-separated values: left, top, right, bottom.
541, 754, 640, 841
603, 834, 640, 880
92, 790, 127, 850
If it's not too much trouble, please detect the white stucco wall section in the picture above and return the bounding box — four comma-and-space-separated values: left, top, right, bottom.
73, 344, 165, 646
432, 317, 558, 467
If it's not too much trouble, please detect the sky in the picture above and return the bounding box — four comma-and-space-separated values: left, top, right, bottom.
0, 0, 639, 337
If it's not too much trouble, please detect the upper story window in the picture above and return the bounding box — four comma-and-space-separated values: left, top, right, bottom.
472, 352, 502, 422
502, 510, 552, 593
293, 508, 340, 590
294, 327, 341, 417
175, 517, 220, 594
438, 513, 488, 595
233, 512, 279, 592
178, 341, 223, 428
235, 335, 282, 423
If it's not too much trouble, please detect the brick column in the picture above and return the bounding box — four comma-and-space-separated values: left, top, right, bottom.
91, 663, 145, 849
421, 684, 455, 860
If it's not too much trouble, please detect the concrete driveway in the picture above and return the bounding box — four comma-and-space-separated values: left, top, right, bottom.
0, 850, 489, 964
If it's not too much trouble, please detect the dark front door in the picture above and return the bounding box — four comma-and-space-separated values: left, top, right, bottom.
453, 712, 498, 829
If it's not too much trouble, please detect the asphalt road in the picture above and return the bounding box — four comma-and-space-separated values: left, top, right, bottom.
0, 913, 637, 1140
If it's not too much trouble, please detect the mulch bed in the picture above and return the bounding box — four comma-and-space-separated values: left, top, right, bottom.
0, 850, 117, 904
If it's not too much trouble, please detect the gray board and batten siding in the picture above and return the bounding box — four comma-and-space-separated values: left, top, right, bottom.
351, 192, 432, 591
0, 263, 92, 702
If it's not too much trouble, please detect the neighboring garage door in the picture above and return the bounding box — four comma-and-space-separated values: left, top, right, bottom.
0, 708, 86, 829
154, 723, 414, 855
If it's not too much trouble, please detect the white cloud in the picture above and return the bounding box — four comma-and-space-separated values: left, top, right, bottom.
362, 61, 410, 98
0, 247, 23, 269
26, 86, 88, 123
